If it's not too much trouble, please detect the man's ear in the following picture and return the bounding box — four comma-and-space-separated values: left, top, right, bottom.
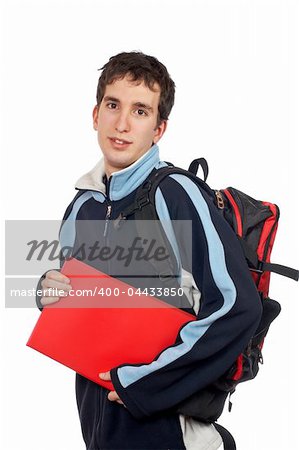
153, 120, 167, 144
92, 105, 99, 130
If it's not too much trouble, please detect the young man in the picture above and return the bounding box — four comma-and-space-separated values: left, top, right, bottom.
37, 52, 262, 449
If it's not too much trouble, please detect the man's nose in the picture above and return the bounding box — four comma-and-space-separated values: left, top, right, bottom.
115, 110, 131, 133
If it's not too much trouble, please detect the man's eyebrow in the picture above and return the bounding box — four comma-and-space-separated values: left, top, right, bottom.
103, 96, 120, 103
133, 102, 153, 112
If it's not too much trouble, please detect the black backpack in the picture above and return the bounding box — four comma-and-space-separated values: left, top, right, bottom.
116, 157, 299, 423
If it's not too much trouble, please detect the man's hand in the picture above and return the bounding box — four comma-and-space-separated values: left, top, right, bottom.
99, 371, 125, 406
40, 270, 72, 306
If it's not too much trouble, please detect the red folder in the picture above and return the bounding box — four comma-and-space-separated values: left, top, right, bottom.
27, 258, 195, 390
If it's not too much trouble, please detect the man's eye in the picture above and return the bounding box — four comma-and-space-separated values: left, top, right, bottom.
107, 103, 117, 109
136, 109, 147, 116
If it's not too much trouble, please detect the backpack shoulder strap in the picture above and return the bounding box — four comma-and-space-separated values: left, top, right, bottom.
119, 163, 213, 221
213, 423, 236, 450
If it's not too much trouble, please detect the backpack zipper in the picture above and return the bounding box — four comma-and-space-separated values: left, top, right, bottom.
222, 188, 243, 237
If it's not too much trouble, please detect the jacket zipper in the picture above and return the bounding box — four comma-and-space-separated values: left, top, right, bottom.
103, 204, 112, 237
103, 175, 112, 237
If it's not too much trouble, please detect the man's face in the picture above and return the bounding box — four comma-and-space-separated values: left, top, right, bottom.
92, 75, 167, 177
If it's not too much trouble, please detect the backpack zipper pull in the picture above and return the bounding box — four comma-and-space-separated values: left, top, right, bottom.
215, 190, 225, 209
104, 204, 112, 237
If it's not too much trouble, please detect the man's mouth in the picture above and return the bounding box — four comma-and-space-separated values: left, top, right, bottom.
109, 137, 133, 148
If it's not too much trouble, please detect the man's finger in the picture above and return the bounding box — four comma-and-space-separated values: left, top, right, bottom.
107, 391, 124, 405
99, 371, 111, 381
47, 270, 71, 284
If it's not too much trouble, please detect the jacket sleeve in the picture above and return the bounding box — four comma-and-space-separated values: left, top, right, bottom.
110, 174, 263, 419
35, 271, 49, 311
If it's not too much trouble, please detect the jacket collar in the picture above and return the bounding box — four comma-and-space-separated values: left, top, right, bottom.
75, 144, 165, 201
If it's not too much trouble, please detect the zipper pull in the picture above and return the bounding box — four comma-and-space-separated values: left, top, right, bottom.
215, 190, 225, 209
104, 205, 112, 237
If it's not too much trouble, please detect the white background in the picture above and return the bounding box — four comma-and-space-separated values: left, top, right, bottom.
1, 0, 298, 449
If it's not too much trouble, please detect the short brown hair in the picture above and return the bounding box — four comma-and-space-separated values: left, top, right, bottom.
96, 51, 175, 126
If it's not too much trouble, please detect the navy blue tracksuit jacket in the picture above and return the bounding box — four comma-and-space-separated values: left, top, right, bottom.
38, 144, 262, 449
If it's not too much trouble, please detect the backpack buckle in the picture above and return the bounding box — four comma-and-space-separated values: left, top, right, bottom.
249, 267, 264, 274
249, 260, 263, 274
137, 195, 150, 209
249, 267, 263, 274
